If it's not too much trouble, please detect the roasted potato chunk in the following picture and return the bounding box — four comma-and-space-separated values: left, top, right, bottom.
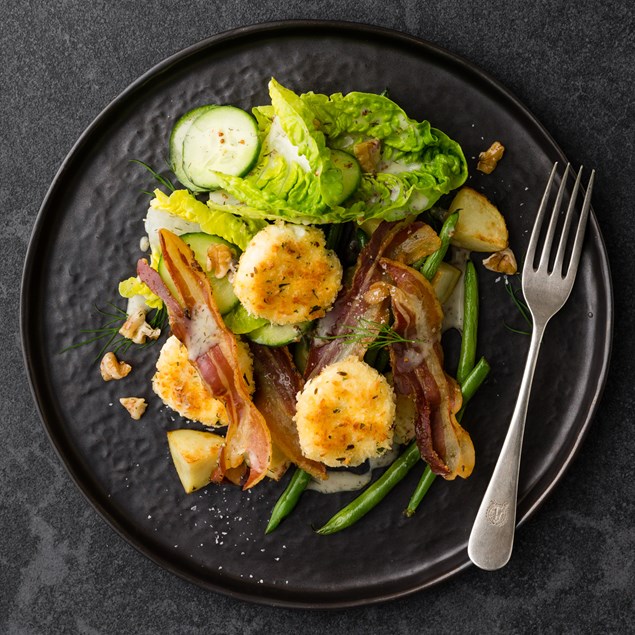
167, 429, 224, 493
449, 187, 509, 252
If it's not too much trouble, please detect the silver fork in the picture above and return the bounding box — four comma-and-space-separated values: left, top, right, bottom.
467, 162, 595, 570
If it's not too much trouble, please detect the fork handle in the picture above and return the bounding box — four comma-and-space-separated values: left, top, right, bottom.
467, 320, 547, 570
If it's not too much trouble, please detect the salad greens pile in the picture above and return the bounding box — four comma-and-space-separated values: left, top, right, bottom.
120, 78, 468, 310
206, 78, 467, 224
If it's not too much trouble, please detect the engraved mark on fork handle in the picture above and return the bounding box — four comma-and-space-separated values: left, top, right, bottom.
485, 500, 509, 526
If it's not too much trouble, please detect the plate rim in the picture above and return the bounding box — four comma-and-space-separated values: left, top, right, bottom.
20, 19, 614, 608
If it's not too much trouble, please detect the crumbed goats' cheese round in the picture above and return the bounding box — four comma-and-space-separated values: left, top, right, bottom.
152, 335, 253, 427
233, 222, 343, 325
294, 356, 396, 467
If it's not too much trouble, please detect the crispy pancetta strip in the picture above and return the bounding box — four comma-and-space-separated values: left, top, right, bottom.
249, 343, 326, 480
138, 230, 272, 489
304, 221, 407, 378
381, 258, 474, 480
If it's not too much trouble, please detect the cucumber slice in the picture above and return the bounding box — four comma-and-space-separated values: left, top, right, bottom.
222, 304, 268, 335
246, 321, 312, 347
158, 232, 240, 315
168, 106, 215, 193
182, 106, 260, 190
330, 149, 362, 203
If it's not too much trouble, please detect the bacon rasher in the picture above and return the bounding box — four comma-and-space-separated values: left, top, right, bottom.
138, 230, 272, 489
380, 258, 475, 480
304, 221, 406, 378
249, 344, 326, 480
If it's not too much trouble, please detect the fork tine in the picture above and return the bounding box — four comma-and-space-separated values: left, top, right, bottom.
525, 162, 559, 272
565, 169, 595, 280
538, 163, 570, 271
553, 166, 583, 276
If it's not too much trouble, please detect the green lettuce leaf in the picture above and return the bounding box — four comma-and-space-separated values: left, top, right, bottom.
204, 82, 467, 224
150, 189, 265, 249
252, 105, 274, 133
118, 276, 163, 309
300, 90, 468, 219
205, 79, 351, 222
301, 90, 436, 152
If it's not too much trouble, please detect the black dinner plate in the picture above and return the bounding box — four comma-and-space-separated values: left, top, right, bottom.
21, 21, 613, 608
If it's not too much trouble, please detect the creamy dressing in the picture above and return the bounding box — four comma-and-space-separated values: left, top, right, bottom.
409, 191, 429, 211
380, 161, 422, 175
125, 293, 149, 318
208, 190, 243, 207
186, 303, 222, 361
267, 116, 311, 171
307, 470, 372, 494
442, 248, 470, 333
307, 446, 401, 494
369, 446, 400, 469
144, 207, 201, 252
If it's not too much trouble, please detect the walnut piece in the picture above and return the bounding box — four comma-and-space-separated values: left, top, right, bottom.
483, 247, 518, 275
119, 397, 147, 420
100, 352, 132, 381
206, 243, 234, 279
477, 141, 505, 174
119, 308, 160, 344
353, 139, 382, 173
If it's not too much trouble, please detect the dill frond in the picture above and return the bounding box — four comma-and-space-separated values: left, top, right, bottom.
504, 277, 532, 335
130, 159, 176, 193
61, 302, 168, 363
316, 318, 419, 351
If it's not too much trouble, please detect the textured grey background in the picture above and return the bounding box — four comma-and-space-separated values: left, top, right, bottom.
2, 1, 633, 633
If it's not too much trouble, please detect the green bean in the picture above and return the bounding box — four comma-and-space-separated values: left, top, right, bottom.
419, 212, 459, 281
456, 260, 479, 385
356, 227, 369, 250
326, 223, 344, 251
265, 468, 311, 534
317, 442, 421, 535
456, 356, 491, 421
363, 347, 379, 368
374, 347, 390, 374
405, 357, 491, 516
404, 465, 435, 517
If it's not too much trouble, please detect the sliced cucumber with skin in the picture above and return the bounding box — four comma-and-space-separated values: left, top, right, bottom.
246, 321, 312, 347
158, 232, 240, 315
168, 106, 215, 193
222, 304, 268, 335
182, 106, 260, 191
330, 149, 362, 203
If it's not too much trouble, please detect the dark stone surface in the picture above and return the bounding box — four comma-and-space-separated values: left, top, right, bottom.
1, 1, 633, 633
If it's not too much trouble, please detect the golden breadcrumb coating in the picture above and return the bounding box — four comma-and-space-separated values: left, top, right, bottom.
294, 356, 396, 467
233, 222, 342, 325
152, 335, 253, 427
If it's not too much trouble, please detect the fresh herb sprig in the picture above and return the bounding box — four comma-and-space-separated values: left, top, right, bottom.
61, 302, 167, 363
504, 277, 532, 335
316, 318, 420, 351
130, 159, 177, 195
